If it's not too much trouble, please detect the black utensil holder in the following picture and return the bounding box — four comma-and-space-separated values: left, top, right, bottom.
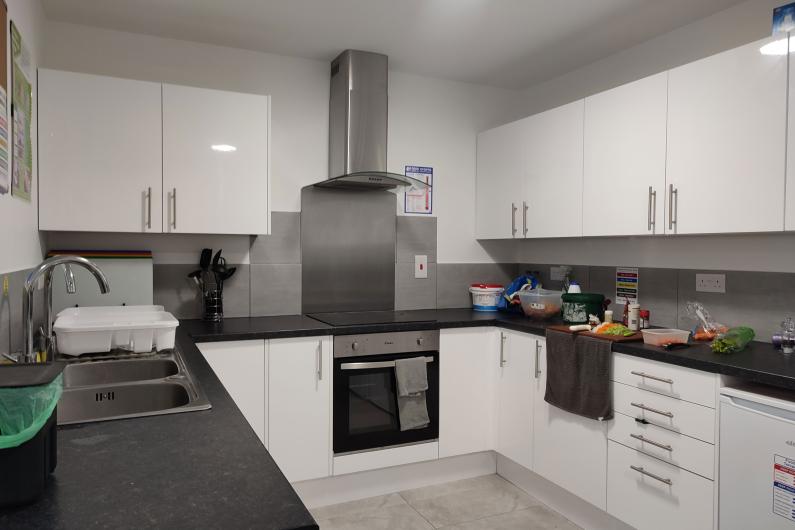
203, 289, 223, 322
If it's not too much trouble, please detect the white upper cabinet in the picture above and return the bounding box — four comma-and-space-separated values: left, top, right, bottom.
583, 73, 668, 236
39, 69, 163, 232
523, 100, 584, 238
268, 336, 332, 483
496, 330, 534, 470
163, 84, 270, 235
666, 38, 787, 234
476, 119, 528, 239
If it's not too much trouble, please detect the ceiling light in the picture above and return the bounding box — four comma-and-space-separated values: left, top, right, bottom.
759, 36, 793, 55
211, 144, 237, 152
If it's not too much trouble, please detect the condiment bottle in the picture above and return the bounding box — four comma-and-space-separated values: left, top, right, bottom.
628, 304, 641, 331
639, 309, 650, 329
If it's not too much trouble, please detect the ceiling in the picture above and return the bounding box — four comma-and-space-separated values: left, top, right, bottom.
42, 0, 747, 90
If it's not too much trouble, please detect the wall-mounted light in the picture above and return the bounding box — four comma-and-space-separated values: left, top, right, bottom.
211, 144, 237, 152
759, 36, 793, 56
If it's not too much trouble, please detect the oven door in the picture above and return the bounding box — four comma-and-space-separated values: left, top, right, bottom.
333, 351, 439, 454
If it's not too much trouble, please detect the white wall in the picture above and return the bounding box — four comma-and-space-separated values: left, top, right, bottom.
0, 0, 45, 273
41, 21, 527, 264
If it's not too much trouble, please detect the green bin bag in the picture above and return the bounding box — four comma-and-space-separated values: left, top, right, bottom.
0, 373, 62, 449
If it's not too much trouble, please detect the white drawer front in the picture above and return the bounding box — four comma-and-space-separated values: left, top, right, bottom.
608, 411, 715, 479
607, 441, 714, 530
613, 382, 715, 443
613, 352, 717, 408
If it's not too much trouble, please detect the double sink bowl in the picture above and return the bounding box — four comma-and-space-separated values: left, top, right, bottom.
57, 349, 211, 425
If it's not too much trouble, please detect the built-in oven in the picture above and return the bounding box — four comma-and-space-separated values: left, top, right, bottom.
333, 330, 439, 454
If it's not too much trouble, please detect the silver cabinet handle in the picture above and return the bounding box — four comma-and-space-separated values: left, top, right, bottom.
534, 340, 541, 379
511, 203, 517, 237
340, 357, 434, 371
630, 433, 673, 452
631, 402, 674, 418
522, 201, 528, 237
668, 184, 678, 231
316, 340, 323, 380
630, 370, 673, 384
145, 187, 152, 229
630, 465, 672, 486
171, 188, 177, 229
647, 186, 657, 231
500, 332, 507, 367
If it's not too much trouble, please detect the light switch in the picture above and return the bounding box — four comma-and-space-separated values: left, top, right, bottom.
414, 255, 428, 279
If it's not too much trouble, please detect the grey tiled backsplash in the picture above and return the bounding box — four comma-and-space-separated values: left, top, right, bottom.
436, 263, 519, 309
154, 263, 250, 320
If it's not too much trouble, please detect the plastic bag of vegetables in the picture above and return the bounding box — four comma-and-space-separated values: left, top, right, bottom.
711, 326, 755, 354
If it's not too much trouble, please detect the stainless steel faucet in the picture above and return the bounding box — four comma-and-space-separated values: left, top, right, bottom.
23, 255, 110, 363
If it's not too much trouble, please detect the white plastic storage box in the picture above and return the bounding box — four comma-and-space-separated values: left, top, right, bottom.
53, 306, 178, 356
469, 284, 504, 312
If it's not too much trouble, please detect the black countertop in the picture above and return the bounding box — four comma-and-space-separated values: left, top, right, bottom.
184, 308, 795, 391
0, 327, 318, 530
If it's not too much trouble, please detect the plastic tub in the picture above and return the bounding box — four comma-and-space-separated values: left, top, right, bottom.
516, 288, 563, 320
469, 284, 504, 312
54, 309, 179, 355
642, 328, 691, 346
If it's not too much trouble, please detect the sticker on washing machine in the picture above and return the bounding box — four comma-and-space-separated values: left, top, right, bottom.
773, 454, 795, 522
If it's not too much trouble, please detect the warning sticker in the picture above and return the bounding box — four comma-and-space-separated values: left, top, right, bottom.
773, 455, 795, 522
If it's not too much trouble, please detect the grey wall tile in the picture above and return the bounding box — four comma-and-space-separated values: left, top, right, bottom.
395, 262, 437, 311
436, 263, 519, 309
517, 263, 590, 292
677, 270, 795, 342
588, 266, 678, 328
250, 212, 301, 264
154, 264, 250, 319
397, 216, 437, 263
250, 264, 301, 316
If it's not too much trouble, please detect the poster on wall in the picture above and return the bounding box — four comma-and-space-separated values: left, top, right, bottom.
0, 2, 9, 195
10, 21, 32, 202
615, 267, 639, 305
404, 165, 433, 215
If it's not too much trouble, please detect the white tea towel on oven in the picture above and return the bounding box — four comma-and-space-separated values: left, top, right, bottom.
395, 357, 430, 431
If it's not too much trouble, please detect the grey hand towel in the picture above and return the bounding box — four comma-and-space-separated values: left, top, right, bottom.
395, 357, 429, 397
544, 329, 613, 421
395, 357, 430, 431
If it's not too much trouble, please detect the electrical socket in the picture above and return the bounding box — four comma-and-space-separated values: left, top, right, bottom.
696, 273, 725, 293
414, 255, 428, 279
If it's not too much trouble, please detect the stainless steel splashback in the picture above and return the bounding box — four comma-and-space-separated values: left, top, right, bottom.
301, 187, 396, 313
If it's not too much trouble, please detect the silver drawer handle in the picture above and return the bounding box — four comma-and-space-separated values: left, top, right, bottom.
630, 465, 672, 486
631, 402, 674, 418
511, 203, 518, 237
630, 370, 673, 384
630, 433, 673, 452
145, 187, 152, 229
340, 357, 434, 371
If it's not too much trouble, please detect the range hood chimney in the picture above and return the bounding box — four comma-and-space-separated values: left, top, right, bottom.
315, 50, 430, 191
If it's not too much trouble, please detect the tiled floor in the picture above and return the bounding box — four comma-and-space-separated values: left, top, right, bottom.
310, 474, 582, 529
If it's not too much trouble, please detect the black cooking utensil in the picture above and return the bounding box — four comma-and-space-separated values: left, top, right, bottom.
211, 249, 223, 268
200, 248, 212, 271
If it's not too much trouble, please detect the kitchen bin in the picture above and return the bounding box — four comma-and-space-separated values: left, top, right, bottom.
561, 292, 605, 324
0, 364, 64, 507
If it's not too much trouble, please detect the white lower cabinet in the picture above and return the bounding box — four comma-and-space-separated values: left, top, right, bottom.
496, 330, 535, 470
439, 328, 499, 458
197, 340, 267, 445
607, 441, 714, 530
268, 336, 332, 483
532, 337, 608, 510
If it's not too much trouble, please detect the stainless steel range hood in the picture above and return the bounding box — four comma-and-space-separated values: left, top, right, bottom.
315, 50, 430, 191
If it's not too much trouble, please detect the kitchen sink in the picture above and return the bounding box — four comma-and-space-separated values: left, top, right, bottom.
57, 349, 211, 425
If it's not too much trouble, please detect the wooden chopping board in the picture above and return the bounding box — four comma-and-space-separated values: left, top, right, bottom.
547, 324, 644, 343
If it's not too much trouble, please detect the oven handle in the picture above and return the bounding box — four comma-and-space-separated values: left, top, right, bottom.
340, 356, 435, 371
